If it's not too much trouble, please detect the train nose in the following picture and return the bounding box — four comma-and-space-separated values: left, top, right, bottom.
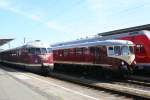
124, 54, 135, 65
38, 55, 49, 62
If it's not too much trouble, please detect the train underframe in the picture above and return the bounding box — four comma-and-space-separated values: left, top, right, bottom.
0, 61, 53, 75
53, 62, 133, 79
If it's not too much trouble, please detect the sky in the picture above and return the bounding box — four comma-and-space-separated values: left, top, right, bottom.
0, 0, 150, 49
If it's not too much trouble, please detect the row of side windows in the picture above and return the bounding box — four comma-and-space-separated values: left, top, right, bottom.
55, 47, 104, 57
4, 49, 22, 56
55, 48, 90, 57
63, 48, 83, 56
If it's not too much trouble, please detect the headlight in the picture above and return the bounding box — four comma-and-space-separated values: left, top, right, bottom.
121, 61, 124, 65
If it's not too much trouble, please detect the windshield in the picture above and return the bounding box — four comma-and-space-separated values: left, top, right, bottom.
28, 48, 47, 54
108, 46, 132, 56
36, 48, 41, 54
47, 48, 52, 53
121, 46, 130, 55
41, 48, 47, 54
114, 46, 121, 56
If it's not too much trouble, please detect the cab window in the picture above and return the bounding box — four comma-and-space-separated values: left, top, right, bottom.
121, 46, 129, 55
28, 48, 41, 54
41, 48, 47, 54
35, 48, 41, 54
114, 46, 121, 56
47, 48, 52, 53
129, 46, 134, 54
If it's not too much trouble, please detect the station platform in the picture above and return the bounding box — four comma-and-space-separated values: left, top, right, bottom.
0, 65, 131, 100
0, 66, 58, 100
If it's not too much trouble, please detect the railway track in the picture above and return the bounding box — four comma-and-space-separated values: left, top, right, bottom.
127, 75, 150, 82
48, 71, 150, 99
121, 79, 150, 87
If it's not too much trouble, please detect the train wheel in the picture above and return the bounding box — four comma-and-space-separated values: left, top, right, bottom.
119, 64, 133, 78
41, 66, 50, 75
103, 69, 114, 80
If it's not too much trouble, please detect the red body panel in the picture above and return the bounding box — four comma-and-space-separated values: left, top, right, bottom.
118, 34, 150, 64
53, 48, 94, 64
0, 49, 53, 65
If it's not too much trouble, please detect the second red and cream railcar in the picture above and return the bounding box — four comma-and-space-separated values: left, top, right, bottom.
52, 40, 136, 75
0, 40, 53, 74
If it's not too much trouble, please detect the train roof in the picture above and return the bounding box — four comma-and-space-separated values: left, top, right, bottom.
52, 40, 134, 50
0, 40, 51, 53
98, 24, 150, 36
51, 35, 105, 47
24, 40, 50, 48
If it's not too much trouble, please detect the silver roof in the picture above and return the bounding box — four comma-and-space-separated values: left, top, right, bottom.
24, 41, 50, 48
52, 40, 134, 50
0, 40, 51, 53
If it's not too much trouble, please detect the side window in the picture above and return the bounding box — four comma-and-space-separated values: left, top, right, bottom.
76, 48, 83, 55
12, 50, 16, 56
56, 50, 62, 57
23, 48, 27, 53
136, 44, 145, 53
90, 47, 95, 53
129, 46, 134, 54
56, 51, 59, 55
69, 49, 75, 55
17, 50, 19, 56
60, 50, 63, 57
64, 50, 68, 56
108, 46, 114, 55
28, 48, 35, 54
84, 47, 89, 55
54, 50, 58, 55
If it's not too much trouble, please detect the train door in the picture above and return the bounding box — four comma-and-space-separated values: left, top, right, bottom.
90, 47, 101, 64
22, 48, 29, 63
95, 47, 101, 64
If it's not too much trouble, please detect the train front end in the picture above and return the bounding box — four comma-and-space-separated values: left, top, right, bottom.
38, 48, 54, 71
27, 41, 53, 74
107, 40, 136, 73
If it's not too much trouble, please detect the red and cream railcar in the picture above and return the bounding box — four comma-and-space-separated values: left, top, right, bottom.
52, 40, 136, 75
54, 30, 150, 71
0, 40, 53, 74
